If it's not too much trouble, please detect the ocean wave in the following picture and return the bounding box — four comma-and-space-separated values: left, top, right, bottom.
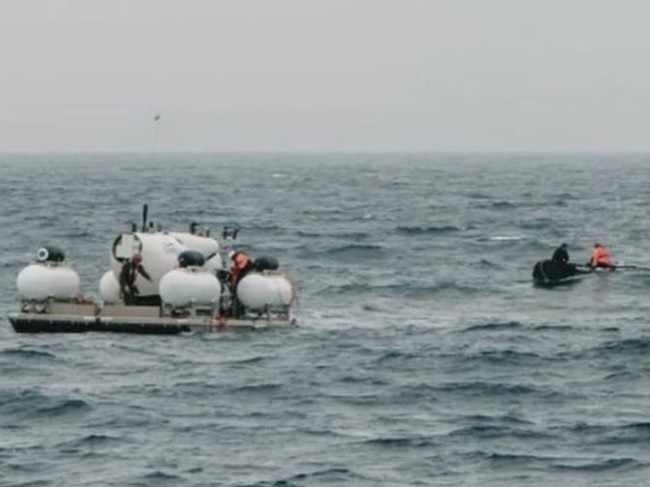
324, 243, 385, 257
235, 468, 362, 487
465, 191, 491, 199
373, 349, 420, 364
0, 255, 31, 269
403, 281, 480, 298
222, 355, 271, 365
593, 337, 650, 354
517, 218, 555, 230
326, 393, 383, 406
0, 389, 91, 418
552, 457, 641, 472
554, 192, 580, 201
562, 421, 650, 446
471, 259, 506, 269
464, 348, 545, 366
318, 280, 480, 298
473, 201, 516, 210
299, 207, 345, 215
448, 424, 553, 440
456, 413, 534, 426
431, 381, 554, 397
54, 433, 126, 453
338, 375, 390, 386
531, 324, 578, 332
141, 470, 184, 481
246, 223, 284, 234
51, 229, 95, 239
35, 398, 91, 418
284, 468, 361, 483
602, 369, 642, 381
227, 383, 283, 394
483, 235, 526, 242
0, 347, 57, 359
461, 321, 523, 332
395, 225, 460, 235
360, 302, 391, 313
364, 435, 437, 448
466, 450, 550, 466
295, 230, 370, 240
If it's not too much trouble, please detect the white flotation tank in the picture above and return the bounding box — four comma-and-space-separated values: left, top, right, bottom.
17, 264, 81, 301
159, 268, 222, 307
236, 273, 295, 311
110, 232, 221, 297
204, 253, 224, 274
99, 270, 121, 303
169, 232, 220, 258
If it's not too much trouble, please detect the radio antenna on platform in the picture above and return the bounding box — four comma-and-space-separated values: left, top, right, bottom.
151, 113, 161, 155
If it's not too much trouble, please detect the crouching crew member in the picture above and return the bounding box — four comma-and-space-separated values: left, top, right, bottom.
119, 252, 152, 305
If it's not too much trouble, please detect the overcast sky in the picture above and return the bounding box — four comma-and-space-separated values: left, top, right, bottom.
1, 0, 649, 152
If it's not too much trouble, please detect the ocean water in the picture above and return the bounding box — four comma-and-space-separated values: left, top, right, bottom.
2, 152, 650, 486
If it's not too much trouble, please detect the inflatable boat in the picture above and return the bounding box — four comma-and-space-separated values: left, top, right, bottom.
531, 259, 617, 287
531, 260, 589, 287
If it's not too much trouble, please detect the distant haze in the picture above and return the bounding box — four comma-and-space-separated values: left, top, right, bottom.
2, 0, 649, 152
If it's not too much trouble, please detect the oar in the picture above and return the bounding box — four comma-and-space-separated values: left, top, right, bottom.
613, 264, 650, 272
572, 264, 594, 274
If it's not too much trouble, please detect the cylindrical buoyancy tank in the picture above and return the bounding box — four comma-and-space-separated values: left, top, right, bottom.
204, 253, 224, 275
111, 232, 221, 297
178, 250, 205, 268
36, 246, 66, 263
253, 256, 279, 271
169, 232, 220, 257
159, 268, 222, 307
17, 264, 80, 301
236, 273, 294, 311
99, 270, 121, 303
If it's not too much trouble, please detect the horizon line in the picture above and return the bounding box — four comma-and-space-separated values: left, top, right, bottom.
1, 149, 650, 155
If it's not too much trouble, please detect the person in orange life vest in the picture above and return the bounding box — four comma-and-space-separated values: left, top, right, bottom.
119, 252, 152, 305
229, 251, 253, 289
589, 242, 614, 268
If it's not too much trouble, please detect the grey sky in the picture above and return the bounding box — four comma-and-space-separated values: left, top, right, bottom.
2, 0, 649, 152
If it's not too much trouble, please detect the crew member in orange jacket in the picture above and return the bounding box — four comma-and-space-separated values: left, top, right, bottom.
589, 242, 614, 268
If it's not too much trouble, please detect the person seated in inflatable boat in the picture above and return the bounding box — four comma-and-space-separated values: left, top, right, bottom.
588, 242, 614, 269
532, 243, 581, 284
551, 243, 570, 264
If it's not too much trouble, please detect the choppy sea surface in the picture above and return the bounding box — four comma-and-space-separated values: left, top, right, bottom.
2, 153, 650, 486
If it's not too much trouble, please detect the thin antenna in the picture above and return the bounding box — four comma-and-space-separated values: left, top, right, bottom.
151, 114, 161, 155
141, 204, 149, 232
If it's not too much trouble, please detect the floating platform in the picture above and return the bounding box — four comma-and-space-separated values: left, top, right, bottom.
9, 207, 299, 335
8, 302, 296, 334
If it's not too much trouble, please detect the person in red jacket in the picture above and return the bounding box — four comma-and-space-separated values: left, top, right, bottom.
589, 242, 614, 268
